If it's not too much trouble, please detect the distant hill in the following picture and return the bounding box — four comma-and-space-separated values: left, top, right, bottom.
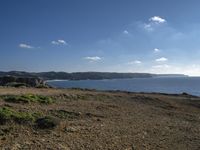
37, 72, 154, 80
0, 71, 188, 81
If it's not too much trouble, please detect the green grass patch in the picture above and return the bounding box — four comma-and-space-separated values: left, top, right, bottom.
50, 110, 80, 120
0, 107, 60, 129
0, 107, 41, 124
3, 94, 54, 104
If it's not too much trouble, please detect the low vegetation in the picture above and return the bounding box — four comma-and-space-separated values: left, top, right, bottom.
35, 116, 60, 129
0, 107, 39, 124
2, 94, 54, 104
0, 88, 199, 149
50, 109, 81, 119
5, 82, 27, 87
0, 107, 59, 130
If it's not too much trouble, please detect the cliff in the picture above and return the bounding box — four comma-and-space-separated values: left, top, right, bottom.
0, 76, 46, 87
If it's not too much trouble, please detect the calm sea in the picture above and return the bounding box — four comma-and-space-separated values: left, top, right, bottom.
46, 77, 200, 96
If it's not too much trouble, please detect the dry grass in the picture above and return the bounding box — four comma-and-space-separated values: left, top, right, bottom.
0, 87, 199, 150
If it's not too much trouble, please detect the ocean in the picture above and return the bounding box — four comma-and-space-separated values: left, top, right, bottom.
46, 77, 200, 96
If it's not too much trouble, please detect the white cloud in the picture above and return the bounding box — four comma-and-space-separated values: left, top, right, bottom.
123, 30, 129, 34
149, 16, 166, 24
154, 48, 160, 53
143, 16, 166, 31
19, 43, 33, 49
52, 39, 68, 45
58, 39, 67, 45
51, 41, 59, 45
84, 56, 102, 62
128, 60, 142, 65
155, 57, 168, 62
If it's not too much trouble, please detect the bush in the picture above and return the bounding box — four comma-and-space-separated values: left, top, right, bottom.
0, 107, 37, 124
36, 116, 60, 129
3, 94, 54, 104
13, 112, 35, 124
0, 107, 14, 124
4, 95, 30, 103
50, 110, 80, 119
5, 82, 28, 87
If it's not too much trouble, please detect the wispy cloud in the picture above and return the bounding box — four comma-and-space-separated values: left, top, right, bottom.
84, 56, 102, 62
123, 30, 129, 35
149, 16, 166, 24
144, 24, 153, 31
155, 57, 168, 62
128, 60, 142, 65
152, 64, 170, 69
150, 64, 200, 76
51, 39, 68, 45
154, 48, 160, 53
19, 43, 34, 49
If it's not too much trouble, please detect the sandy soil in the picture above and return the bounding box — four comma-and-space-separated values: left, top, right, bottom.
0, 87, 199, 150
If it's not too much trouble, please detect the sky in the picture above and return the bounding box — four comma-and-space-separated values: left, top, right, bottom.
1, 0, 200, 76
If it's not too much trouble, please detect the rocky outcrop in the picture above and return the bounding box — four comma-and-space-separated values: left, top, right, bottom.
0, 76, 46, 87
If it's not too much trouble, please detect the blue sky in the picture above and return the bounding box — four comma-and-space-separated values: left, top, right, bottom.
1, 0, 200, 76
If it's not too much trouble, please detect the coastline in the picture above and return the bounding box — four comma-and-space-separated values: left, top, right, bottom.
46, 77, 200, 96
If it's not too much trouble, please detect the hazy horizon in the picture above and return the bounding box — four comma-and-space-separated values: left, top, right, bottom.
1, 0, 200, 76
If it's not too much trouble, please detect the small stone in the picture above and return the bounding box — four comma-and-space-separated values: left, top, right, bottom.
97, 118, 101, 121
65, 127, 77, 133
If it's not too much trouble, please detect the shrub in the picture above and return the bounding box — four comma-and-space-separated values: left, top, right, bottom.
13, 112, 35, 123
5, 82, 28, 87
50, 110, 80, 119
0, 107, 37, 124
3, 94, 54, 104
36, 116, 60, 129
0, 107, 14, 124
4, 95, 30, 103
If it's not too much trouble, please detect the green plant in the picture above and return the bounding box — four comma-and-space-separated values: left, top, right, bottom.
0, 107, 40, 124
50, 109, 80, 119
3, 94, 54, 104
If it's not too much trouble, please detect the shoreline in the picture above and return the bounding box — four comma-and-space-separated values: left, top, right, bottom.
45, 77, 200, 97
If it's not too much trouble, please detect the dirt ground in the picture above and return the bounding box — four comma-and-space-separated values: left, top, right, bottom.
0, 87, 199, 150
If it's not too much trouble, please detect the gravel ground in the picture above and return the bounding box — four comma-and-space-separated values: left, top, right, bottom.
0, 87, 199, 150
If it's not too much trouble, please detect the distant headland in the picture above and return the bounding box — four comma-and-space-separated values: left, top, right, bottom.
0, 71, 188, 81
